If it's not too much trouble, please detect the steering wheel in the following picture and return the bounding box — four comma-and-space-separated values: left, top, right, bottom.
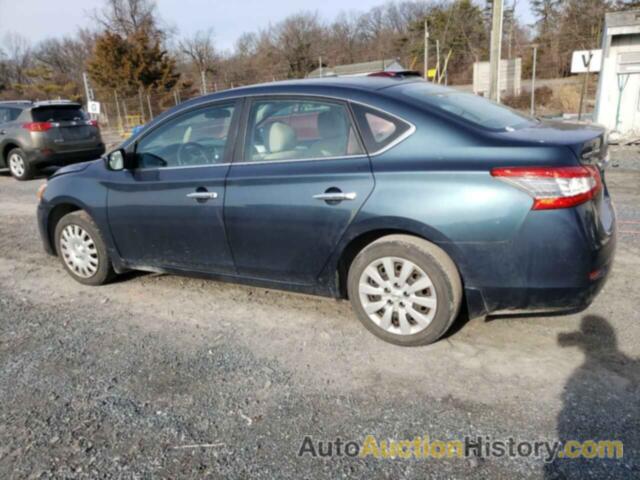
177, 142, 209, 166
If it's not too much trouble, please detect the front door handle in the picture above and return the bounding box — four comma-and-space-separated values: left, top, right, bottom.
313, 192, 357, 201
187, 191, 218, 200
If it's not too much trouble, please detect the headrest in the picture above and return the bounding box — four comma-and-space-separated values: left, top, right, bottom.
267, 122, 296, 153
317, 109, 347, 139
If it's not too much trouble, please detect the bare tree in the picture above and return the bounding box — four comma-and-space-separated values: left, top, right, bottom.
2, 33, 32, 84
179, 29, 218, 74
93, 0, 158, 37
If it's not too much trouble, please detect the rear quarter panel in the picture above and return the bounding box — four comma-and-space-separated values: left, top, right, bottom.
322, 100, 593, 308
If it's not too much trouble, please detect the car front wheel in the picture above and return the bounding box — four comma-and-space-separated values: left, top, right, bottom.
347, 234, 462, 346
54, 211, 115, 286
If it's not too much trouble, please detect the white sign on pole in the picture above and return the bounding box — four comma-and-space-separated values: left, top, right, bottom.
87, 101, 101, 115
571, 50, 602, 73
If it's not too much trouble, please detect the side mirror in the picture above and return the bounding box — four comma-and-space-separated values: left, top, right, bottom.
106, 150, 125, 171
105, 149, 135, 171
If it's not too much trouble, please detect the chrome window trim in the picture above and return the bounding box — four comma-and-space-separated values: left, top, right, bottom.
135, 162, 231, 172
124, 91, 417, 172
231, 154, 369, 167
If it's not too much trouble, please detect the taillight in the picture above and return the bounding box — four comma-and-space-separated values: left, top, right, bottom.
491, 165, 602, 210
22, 121, 53, 132
87, 119, 99, 128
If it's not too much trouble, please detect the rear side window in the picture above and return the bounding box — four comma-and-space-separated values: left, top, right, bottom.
352, 104, 411, 154
0, 107, 21, 123
31, 107, 87, 122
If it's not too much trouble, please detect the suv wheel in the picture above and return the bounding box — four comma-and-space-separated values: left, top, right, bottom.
54, 211, 115, 286
347, 235, 462, 346
7, 148, 34, 181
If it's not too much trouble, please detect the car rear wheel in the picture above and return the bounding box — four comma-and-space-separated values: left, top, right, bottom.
54, 211, 115, 286
347, 234, 462, 346
7, 148, 34, 181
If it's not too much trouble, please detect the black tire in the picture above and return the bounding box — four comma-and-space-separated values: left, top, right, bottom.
54, 211, 115, 286
347, 234, 462, 346
7, 147, 35, 181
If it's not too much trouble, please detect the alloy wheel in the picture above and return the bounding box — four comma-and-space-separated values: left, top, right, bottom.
358, 256, 438, 336
8, 153, 25, 178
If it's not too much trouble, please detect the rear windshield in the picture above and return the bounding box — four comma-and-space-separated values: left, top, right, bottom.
31, 106, 87, 122
396, 82, 537, 131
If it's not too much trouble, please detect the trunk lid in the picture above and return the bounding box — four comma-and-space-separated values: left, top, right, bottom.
31, 104, 101, 150
497, 120, 608, 167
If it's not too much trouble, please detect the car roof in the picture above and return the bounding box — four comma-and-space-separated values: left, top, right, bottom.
0, 100, 32, 108
197, 76, 452, 101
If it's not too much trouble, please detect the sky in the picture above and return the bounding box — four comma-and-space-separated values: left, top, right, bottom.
0, 0, 535, 53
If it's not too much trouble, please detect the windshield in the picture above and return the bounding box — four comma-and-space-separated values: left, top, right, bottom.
397, 82, 537, 131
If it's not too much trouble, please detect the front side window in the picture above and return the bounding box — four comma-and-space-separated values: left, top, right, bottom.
136, 103, 235, 168
244, 99, 363, 162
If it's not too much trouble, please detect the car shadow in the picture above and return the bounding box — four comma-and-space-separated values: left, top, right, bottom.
110, 270, 151, 284
544, 315, 639, 478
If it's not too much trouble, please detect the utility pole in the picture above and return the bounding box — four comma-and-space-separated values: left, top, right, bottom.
531, 44, 538, 117
82, 72, 93, 104
507, 0, 517, 60
489, 0, 504, 102
201, 70, 207, 95
114, 90, 123, 133
436, 39, 441, 83
578, 52, 594, 121
424, 19, 429, 80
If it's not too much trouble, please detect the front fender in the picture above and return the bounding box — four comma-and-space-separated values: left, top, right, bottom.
39, 162, 125, 271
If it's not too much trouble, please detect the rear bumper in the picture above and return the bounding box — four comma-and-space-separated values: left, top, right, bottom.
460, 193, 616, 318
28, 145, 105, 167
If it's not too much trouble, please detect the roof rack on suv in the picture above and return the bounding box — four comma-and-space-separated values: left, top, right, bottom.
32, 99, 79, 107
0, 100, 32, 105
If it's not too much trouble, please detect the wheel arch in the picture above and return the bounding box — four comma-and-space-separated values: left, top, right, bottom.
334, 219, 469, 300
47, 203, 84, 255
1, 142, 22, 166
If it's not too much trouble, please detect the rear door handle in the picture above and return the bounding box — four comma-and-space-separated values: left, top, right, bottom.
313, 192, 357, 201
187, 191, 218, 200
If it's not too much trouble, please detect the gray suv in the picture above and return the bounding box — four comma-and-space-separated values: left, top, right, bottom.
0, 100, 105, 180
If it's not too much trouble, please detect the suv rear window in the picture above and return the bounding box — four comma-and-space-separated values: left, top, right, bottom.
396, 82, 537, 131
31, 106, 87, 122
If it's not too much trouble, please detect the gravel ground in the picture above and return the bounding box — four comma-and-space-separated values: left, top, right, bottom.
0, 147, 639, 479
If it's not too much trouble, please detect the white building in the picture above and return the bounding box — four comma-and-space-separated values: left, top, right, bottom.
595, 10, 640, 138
472, 58, 522, 98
